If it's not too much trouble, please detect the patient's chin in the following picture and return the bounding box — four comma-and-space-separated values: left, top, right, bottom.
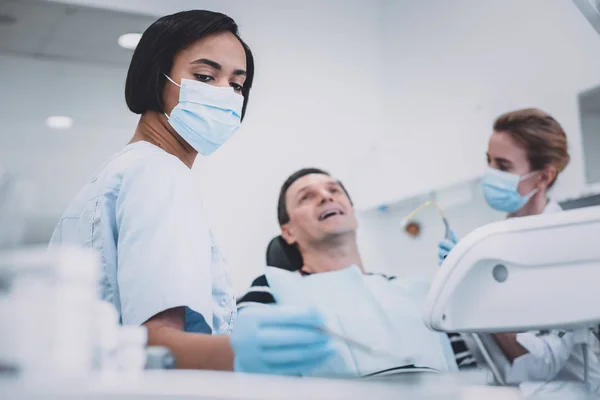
320, 225, 356, 239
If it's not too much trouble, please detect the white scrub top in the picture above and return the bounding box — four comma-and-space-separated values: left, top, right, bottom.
505, 200, 600, 385
49, 141, 236, 334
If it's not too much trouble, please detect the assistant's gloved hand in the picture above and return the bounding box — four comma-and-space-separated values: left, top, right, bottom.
438, 229, 458, 265
230, 305, 334, 375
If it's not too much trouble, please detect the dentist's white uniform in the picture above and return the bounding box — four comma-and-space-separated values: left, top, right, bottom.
504, 201, 600, 387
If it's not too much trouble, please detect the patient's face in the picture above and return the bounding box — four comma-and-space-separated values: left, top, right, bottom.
487, 131, 539, 196
282, 174, 357, 246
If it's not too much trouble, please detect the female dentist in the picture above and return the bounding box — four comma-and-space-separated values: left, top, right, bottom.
439, 108, 600, 384
49, 10, 333, 374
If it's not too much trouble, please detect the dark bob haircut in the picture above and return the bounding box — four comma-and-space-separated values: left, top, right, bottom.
125, 10, 254, 120
277, 168, 352, 226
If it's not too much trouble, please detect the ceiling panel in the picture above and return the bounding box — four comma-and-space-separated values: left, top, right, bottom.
43, 5, 154, 65
0, 0, 66, 54
0, 0, 155, 65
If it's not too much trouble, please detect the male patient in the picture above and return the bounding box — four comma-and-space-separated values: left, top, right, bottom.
238, 168, 475, 375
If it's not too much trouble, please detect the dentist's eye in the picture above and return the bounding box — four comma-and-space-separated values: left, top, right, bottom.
193, 74, 214, 83
497, 162, 511, 172
230, 82, 243, 92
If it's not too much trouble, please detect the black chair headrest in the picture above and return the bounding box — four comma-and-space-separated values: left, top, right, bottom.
266, 236, 303, 271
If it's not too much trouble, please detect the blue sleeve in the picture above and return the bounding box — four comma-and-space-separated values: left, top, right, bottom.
115, 156, 213, 330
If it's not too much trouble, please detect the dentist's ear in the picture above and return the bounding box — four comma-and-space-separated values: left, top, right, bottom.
539, 166, 557, 191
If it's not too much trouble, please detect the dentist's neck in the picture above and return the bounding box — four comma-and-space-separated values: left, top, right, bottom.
300, 233, 363, 274
130, 111, 197, 169
510, 191, 548, 218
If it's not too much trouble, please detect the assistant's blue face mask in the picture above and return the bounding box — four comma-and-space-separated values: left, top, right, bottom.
481, 167, 539, 213
164, 75, 243, 156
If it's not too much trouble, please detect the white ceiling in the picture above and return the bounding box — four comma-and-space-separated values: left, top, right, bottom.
0, 0, 155, 65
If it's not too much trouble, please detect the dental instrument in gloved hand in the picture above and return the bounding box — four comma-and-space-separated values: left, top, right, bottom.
231, 305, 336, 375
401, 201, 456, 265
401, 201, 452, 240
438, 229, 458, 265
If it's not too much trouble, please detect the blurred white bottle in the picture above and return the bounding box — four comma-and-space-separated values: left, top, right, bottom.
93, 300, 119, 374
0, 246, 99, 381
116, 325, 147, 375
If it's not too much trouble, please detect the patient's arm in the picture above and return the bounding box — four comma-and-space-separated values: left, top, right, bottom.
493, 333, 528, 362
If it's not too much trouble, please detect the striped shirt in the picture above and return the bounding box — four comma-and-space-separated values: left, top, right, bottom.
238, 272, 477, 369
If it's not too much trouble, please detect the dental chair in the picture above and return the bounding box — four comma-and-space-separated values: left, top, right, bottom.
266, 236, 303, 271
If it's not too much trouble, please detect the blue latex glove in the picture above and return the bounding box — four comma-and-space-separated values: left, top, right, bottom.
231, 305, 334, 375
438, 229, 458, 265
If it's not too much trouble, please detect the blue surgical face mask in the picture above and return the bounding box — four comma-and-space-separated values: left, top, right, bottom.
164, 75, 243, 156
481, 167, 539, 213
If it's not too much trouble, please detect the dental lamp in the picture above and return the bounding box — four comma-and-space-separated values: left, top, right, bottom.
424, 206, 600, 385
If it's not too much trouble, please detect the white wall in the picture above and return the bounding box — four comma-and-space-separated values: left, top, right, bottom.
39, 0, 386, 293
193, 1, 386, 293
21, 0, 600, 289
0, 53, 138, 244
358, 186, 504, 278
356, 0, 600, 277
350, 0, 600, 211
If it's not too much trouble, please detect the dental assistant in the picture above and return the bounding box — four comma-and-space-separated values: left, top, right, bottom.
49, 10, 333, 374
439, 108, 600, 384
